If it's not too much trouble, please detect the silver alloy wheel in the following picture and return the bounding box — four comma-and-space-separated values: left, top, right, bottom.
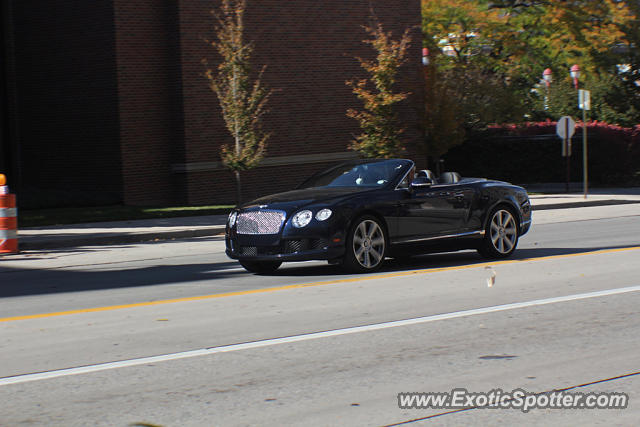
352, 219, 385, 269
489, 209, 517, 254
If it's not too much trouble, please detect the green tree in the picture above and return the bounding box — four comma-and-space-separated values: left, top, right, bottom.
204, 0, 273, 204
347, 21, 412, 158
614, 1, 640, 95
421, 0, 534, 133
421, 63, 465, 169
420, 57, 526, 170
588, 0, 640, 125
532, 71, 640, 127
422, 0, 640, 126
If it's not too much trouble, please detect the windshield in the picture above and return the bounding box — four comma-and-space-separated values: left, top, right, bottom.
298, 160, 409, 189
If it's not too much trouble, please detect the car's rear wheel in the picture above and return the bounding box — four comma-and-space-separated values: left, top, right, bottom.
239, 260, 282, 274
343, 216, 387, 273
478, 206, 519, 258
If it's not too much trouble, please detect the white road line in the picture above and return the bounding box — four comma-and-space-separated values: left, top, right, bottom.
200, 267, 247, 273
2, 284, 640, 386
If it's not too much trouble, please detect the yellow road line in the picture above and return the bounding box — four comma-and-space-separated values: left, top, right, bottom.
2, 246, 639, 323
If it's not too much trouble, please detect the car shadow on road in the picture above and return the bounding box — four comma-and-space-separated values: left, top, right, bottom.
0, 260, 247, 298
268, 244, 640, 277
0, 244, 636, 299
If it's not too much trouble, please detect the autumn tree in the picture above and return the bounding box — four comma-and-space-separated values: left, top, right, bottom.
204, 0, 272, 204
422, 0, 639, 126
614, 1, 640, 95
347, 21, 412, 158
423, 0, 631, 80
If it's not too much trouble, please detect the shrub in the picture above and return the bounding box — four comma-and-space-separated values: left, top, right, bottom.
444, 121, 640, 185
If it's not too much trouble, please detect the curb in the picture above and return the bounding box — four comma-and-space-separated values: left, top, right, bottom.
18, 227, 226, 251
531, 200, 640, 211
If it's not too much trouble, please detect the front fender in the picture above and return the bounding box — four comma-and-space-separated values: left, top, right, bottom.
483, 194, 531, 235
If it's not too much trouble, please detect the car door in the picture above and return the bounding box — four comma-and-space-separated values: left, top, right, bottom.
443, 183, 476, 231
395, 183, 474, 242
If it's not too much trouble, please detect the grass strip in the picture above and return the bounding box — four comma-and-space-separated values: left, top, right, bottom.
19, 205, 234, 227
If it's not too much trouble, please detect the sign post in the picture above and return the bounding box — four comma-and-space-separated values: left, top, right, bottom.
556, 116, 575, 193
578, 89, 590, 199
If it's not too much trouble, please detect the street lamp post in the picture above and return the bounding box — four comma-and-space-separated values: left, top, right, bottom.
543, 68, 552, 86
570, 64, 580, 89
543, 68, 552, 110
422, 47, 430, 66
422, 47, 431, 171
570, 64, 588, 198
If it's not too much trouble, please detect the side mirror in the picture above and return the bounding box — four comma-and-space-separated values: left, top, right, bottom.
410, 177, 433, 190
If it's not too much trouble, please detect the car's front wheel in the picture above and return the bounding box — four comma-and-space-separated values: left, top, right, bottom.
239, 260, 282, 274
478, 206, 519, 259
342, 216, 387, 273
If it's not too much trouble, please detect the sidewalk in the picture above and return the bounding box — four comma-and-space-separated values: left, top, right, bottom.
527, 188, 640, 210
12, 188, 640, 251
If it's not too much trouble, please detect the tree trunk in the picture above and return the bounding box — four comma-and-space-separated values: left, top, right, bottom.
234, 169, 242, 206
232, 62, 242, 206
233, 66, 240, 158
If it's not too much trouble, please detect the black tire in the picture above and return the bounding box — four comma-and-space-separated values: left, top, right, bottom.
239, 260, 282, 274
478, 206, 519, 259
342, 215, 387, 273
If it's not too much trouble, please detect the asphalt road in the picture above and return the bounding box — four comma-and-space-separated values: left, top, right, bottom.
1, 205, 639, 426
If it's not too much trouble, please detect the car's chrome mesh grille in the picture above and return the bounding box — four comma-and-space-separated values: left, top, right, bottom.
237, 210, 284, 235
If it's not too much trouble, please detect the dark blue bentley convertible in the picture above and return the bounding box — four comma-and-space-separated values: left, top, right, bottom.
225, 159, 531, 273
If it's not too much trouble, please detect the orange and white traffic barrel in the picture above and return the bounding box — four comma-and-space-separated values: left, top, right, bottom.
0, 174, 18, 254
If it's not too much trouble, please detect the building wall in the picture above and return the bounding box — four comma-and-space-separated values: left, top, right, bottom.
4, 0, 422, 208
1, 2, 13, 179
5, 0, 122, 208
175, 0, 423, 205
114, 0, 187, 206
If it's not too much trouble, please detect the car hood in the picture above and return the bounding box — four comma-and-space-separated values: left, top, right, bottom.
241, 187, 372, 212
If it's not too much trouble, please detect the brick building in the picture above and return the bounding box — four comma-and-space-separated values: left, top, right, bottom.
1, 0, 422, 208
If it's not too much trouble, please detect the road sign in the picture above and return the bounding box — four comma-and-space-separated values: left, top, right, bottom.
577, 90, 590, 198
579, 89, 591, 110
557, 116, 575, 157
556, 116, 576, 192
556, 116, 575, 140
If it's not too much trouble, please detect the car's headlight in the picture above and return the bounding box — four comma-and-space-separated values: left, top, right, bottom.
315, 208, 332, 221
228, 211, 238, 227
292, 210, 313, 228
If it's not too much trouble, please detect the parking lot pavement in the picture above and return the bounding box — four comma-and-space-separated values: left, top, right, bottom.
9, 188, 640, 251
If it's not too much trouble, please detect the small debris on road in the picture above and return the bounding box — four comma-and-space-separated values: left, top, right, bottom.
485, 266, 497, 287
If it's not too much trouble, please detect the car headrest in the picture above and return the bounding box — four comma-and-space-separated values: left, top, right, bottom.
417, 169, 437, 183
439, 171, 461, 184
